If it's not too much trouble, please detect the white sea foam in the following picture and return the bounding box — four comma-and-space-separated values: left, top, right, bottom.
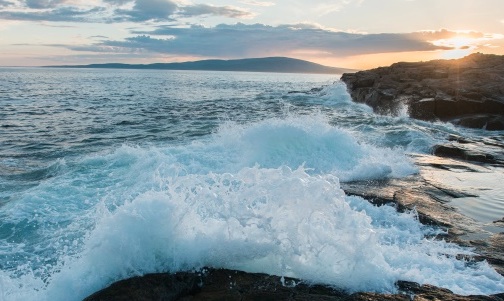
186, 114, 418, 180
0, 115, 503, 300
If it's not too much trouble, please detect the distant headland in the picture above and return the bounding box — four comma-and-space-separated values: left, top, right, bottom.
46, 57, 355, 74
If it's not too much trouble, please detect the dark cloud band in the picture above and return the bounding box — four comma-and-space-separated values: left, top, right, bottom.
0, 0, 252, 22
108, 23, 454, 57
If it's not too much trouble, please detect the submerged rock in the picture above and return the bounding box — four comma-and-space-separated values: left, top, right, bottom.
341, 53, 504, 130
83, 268, 504, 301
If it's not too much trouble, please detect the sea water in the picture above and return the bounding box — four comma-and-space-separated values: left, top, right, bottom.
0, 68, 503, 300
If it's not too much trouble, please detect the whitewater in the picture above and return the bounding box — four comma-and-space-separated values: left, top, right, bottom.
0, 68, 503, 300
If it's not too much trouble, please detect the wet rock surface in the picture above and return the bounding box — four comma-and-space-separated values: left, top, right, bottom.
432, 135, 504, 166
340, 53, 504, 130
343, 149, 504, 275
84, 268, 504, 301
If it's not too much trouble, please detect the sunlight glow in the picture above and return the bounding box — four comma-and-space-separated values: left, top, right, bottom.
440, 48, 474, 60
433, 36, 477, 49
433, 37, 477, 59
432, 34, 504, 60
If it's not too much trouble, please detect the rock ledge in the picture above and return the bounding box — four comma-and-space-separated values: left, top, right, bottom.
341, 53, 504, 130
84, 268, 504, 301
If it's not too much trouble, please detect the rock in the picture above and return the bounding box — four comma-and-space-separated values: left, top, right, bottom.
476, 233, 504, 276
396, 281, 504, 301
288, 86, 327, 94
341, 53, 504, 130
82, 272, 201, 301
451, 115, 504, 130
83, 268, 348, 301
343, 153, 504, 273
432, 135, 504, 166
83, 268, 504, 301
433, 144, 496, 164
341, 173, 476, 240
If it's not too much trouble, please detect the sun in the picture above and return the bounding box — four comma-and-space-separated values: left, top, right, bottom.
432, 37, 477, 59
435, 36, 477, 49
440, 48, 474, 60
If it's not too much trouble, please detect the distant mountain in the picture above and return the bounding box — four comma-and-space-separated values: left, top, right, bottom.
46, 57, 355, 74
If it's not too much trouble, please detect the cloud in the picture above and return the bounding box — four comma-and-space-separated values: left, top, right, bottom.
312, 0, 364, 15
240, 0, 275, 7
102, 0, 133, 5
0, 6, 105, 22
313, 2, 347, 15
24, 0, 66, 9
413, 29, 485, 40
114, 0, 178, 22
40, 22, 77, 28
114, 0, 253, 22
0, 0, 252, 23
89, 35, 109, 39
180, 4, 253, 18
0, 0, 14, 7
68, 23, 465, 59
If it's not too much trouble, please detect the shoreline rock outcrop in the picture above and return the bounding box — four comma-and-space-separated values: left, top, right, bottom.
84, 268, 504, 301
341, 53, 504, 130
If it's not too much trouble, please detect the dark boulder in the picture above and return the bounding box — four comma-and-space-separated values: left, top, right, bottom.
83, 272, 200, 301
84, 268, 504, 301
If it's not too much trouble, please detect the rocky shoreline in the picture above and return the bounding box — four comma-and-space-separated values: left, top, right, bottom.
82, 141, 504, 301
83, 55, 504, 300
341, 53, 504, 130
83, 142, 504, 301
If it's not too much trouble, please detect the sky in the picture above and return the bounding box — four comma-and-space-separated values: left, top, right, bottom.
1, 0, 503, 69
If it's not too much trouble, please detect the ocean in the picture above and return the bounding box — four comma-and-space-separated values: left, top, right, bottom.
0, 67, 503, 300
